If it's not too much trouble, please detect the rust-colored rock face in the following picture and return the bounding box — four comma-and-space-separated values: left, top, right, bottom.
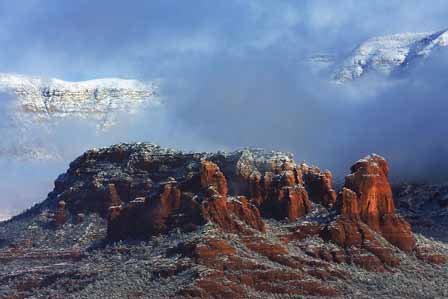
333, 154, 415, 252
301, 164, 337, 208
321, 218, 400, 271
344, 154, 395, 231
380, 214, 415, 252
107, 159, 266, 240
227, 196, 266, 232
172, 236, 343, 298
58, 146, 416, 257
200, 160, 228, 197
279, 154, 418, 272
201, 197, 265, 234
105, 150, 313, 239
233, 151, 312, 221
281, 185, 312, 221
198, 162, 265, 233
337, 188, 360, 219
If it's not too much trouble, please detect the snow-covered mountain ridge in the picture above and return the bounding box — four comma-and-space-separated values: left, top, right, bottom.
0, 211, 11, 222
0, 73, 161, 160
333, 29, 448, 82
0, 73, 160, 128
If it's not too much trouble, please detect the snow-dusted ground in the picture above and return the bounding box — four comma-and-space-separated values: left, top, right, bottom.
331, 29, 448, 82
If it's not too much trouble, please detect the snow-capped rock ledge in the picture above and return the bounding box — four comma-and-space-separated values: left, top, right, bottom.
333, 29, 448, 82
0, 73, 161, 129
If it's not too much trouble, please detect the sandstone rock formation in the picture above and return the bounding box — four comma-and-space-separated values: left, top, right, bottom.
229, 150, 312, 221
301, 163, 337, 207
48, 144, 316, 241
1, 143, 446, 298
49, 145, 416, 252
334, 154, 415, 252
45, 145, 433, 272
280, 154, 420, 271
106, 156, 266, 241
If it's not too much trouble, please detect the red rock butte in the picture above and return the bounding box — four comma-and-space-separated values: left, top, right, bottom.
36, 143, 444, 297
49, 144, 418, 253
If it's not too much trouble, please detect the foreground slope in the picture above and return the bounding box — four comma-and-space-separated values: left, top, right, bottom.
0, 143, 447, 298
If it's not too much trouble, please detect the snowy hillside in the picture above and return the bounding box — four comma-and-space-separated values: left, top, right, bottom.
0, 212, 11, 222
0, 73, 160, 127
332, 29, 448, 82
0, 73, 161, 159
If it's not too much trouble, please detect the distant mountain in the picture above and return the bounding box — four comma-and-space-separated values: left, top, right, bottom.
0, 73, 160, 127
0, 211, 11, 222
330, 29, 448, 82
0, 73, 161, 159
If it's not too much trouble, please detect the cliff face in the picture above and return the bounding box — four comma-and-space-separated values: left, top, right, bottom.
336, 154, 415, 252
301, 163, 337, 208
50, 144, 312, 239
51, 144, 419, 256
1, 143, 445, 298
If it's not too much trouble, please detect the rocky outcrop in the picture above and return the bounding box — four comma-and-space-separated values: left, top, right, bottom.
48, 144, 316, 241
44, 145, 429, 270
344, 154, 395, 231
229, 150, 312, 221
3, 143, 448, 299
105, 155, 266, 240
278, 154, 419, 271
301, 163, 337, 208
172, 236, 343, 298
335, 154, 415, 252
336, 187, 360, 219
200, 160, 228, 197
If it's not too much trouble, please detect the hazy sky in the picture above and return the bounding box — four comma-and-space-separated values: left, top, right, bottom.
1, 0, 447, 79
1, 1, 448, 213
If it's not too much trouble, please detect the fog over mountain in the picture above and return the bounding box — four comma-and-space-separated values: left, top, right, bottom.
1, 0, 448, 217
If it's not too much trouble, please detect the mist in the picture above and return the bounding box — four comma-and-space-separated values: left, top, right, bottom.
1, 0, 448, 214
